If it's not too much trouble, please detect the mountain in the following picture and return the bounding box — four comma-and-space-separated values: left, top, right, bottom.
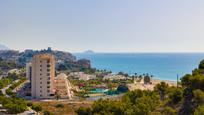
0, 44, 9, 50
17, 48, 77, 65
0, 48, 91, 71
83, 50, 95, 54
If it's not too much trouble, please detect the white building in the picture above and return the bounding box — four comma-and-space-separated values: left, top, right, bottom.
55, 73, 73, 99
103, 74, 126, 81
69, 72, 96, 81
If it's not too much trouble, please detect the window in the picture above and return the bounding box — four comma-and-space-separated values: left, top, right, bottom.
40, 74, 42, 76
40, 78, 42, 80
47, 60, 50, 63
47, 73, 50, 76
40, 86, 42, 88
47, 65, 50, 68
40, 90, 42, 93
47, 90, 50, 93
47, 86, 50, 88
47, 77, 50, 80
40, 65, 42, 67
47, 81, 50, 84
40, 95, 42, 97
40, 82, 42, 84
47, 69, 50, 72
40, 69, 42, 71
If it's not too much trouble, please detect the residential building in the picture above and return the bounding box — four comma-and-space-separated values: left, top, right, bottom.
31, 53, 55, 99
55, 73, 73, 99
103, 74, 126, 81
69, 72, 96, 81
8, 69, 21, 74
26, 62, 32, 80
26, 62, 32, 88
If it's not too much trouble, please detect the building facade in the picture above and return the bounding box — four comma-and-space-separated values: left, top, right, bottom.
31, 54, 55, 99
26, 62, 32, 82
55, 73, 73, 99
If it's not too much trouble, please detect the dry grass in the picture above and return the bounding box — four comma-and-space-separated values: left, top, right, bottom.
32, 100, 92, 115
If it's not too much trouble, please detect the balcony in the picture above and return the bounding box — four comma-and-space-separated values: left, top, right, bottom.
47, 65, 50, 68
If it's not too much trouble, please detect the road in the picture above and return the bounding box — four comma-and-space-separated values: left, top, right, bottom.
1, 80, 19, 97
1, 84, 11, 97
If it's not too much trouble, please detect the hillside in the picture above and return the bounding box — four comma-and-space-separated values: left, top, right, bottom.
0, 48, 91, 71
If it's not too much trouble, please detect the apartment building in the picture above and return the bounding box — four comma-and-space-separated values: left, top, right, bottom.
31, 53, 55, 99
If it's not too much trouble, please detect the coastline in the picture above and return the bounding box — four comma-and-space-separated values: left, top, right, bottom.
128, 78, 177, 91
75, 53, 204, 81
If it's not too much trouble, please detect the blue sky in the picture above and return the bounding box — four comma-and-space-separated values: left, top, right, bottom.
0, 0, 204, 52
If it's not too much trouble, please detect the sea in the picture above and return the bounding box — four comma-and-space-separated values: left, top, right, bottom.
75, 53, 204, 81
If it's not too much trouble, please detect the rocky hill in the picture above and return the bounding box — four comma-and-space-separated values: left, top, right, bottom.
17, 49, 77, 65
0, 50, 19, 61
0, 48, 91, 71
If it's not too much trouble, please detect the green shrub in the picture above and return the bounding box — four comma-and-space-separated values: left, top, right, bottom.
2, 97, 27, 114
199, 60, 204, 69
154, 82, 169, 100
194, 105, 204, 115
169, 88, 183, 104
43, 110, 54, 115
6, 88, 13, 95
162, 107, 176, 115
76, 107, 91, 115
32, 104, 42, 113
27, 102, 33, 107
193, 89, 204, 105
55, 104, 64, 108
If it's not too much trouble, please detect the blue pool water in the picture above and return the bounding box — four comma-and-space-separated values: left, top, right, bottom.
90, 88, 108, 93
75, 53, 204, 81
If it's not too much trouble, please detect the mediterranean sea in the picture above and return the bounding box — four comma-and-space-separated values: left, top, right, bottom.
75, 53, 204, 81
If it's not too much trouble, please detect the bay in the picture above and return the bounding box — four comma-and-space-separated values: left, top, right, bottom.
75, 53, 204, 81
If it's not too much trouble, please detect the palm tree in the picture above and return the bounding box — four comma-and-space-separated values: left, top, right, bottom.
146, 73, 149, 77
150, 75, 153, 83
134, 73, 137, 76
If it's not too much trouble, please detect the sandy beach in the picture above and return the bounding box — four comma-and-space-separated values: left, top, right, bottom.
127, 78, 177, 91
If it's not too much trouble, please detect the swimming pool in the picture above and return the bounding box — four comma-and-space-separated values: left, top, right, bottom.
90, 88, 108, 93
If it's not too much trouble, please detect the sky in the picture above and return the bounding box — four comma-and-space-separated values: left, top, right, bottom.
0, 0, 204, 53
